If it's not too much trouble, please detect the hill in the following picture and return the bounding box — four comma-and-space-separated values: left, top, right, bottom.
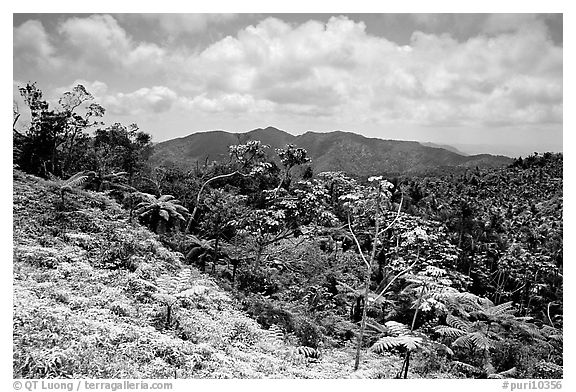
150, 127, 512, 175
12, 170, 402, 378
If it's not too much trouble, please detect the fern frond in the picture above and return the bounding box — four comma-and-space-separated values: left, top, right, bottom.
435, 326, 466, 338
59, 171, 95, 195
63, 171, 95, 188
452, 335, 473, 350
384, 320, 411, 336
265, 324, 285, 346
486, 301, 515, 317
446, 314, 472, 331
156, 277, 178, 294
175, 269, 192, 290
372, 335, 422, 353
134, 204, 155, 213
159, 209, 170, 222
171, 212, 186, 222
173, 204, 190, 214
515, 323, 544, 339
468, 332, 493, 351
336, 280, 363, 296
158, 194, 176, 202
296, 346, 320, 358
103, 171, 128, 180
548, 334, 563, 343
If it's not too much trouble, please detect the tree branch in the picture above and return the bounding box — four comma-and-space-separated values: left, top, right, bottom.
347, 212, 370, 269
185, 170, 247, 234
377, 193, 404, 237
13, 113, 20, 130
372, 258, 418, 303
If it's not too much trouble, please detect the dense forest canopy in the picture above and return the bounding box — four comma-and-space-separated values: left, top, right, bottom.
13, 83, 563, 379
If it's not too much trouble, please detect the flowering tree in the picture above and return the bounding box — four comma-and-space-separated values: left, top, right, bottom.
339, 176, 404, 370
185, 140, 271, 233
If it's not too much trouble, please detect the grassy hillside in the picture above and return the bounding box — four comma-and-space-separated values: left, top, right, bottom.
13, 170, 413, 379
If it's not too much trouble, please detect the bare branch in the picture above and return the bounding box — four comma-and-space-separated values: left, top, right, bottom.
377, 193, 404, 237
13, 113, 20, 130
186, 170, 248, 234
372, 258, 419, 303
347, 212, 370, 268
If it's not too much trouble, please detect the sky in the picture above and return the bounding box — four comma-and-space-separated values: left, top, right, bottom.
13, 13, 563, 157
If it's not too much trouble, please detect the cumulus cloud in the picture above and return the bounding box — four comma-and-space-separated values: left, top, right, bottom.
102, 86, 179, 115
14, 14, 562, 130
14, 20, 60, 69
182, 93, 275, 114
176, 15, 561, 126
55, 14, 167, 72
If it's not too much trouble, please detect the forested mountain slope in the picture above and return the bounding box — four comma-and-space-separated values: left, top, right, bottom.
151, 127, 511, 175
405, 153, 563, 319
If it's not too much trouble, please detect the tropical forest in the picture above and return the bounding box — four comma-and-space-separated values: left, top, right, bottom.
13, 83, 563, 379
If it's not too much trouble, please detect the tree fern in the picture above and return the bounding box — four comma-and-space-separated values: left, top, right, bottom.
372, 335, 423, 353
435, 325, 466, 338
133, 193, 189, 233
446, 314, 473, 331
58, 170, 95, 205
476, 301, 516, 321
384, 320, 411, 337
264, 324, 285, 346
296, 346, 320, 359
152, 268, 210, 327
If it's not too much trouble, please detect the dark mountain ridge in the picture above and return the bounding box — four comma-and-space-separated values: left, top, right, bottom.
151, 126, 512, 176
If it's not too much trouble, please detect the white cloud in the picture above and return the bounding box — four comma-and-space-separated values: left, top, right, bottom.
14, 20, 60, 69
56, 14, 167, 72
175, 15, 561, 127
58, 15, 130, 64
14, 14, 562, 131
182, 93, 275, 114
102, 86, 178, 115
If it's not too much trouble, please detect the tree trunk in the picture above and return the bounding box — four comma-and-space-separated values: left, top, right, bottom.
354, 192, 382, 370
354, 264, 372, 371
212, 236, 220, 274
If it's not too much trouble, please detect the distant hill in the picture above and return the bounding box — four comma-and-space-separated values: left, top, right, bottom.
420, 142, 469, 156
150, 126, 512, 176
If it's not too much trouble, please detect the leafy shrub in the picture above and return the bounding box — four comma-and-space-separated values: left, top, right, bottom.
242, 295, 295, 330
292, 315, 324, 349
236, 265, 281, 296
